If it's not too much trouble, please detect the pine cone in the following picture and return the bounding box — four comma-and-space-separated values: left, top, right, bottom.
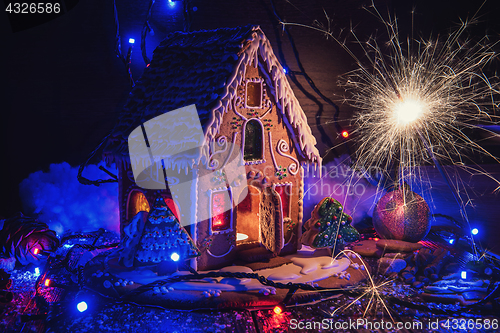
0, 213, 59, 266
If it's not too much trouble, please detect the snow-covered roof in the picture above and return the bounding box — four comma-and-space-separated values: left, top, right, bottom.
102, 25, 321, 171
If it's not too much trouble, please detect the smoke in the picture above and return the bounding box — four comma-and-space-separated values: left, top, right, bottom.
19, 162, 119, 236
303, 155, 381, 227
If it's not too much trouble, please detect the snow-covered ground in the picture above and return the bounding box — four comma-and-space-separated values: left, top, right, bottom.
110, 247, 356, 297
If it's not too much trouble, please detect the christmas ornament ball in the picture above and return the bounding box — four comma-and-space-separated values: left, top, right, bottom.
373, 188, 430, 242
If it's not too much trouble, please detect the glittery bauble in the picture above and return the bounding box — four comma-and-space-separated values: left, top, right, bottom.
372, 188, 430, 242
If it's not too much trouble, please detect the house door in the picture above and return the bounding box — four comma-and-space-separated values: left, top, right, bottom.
236, 186, 260, 245
260, 187, 283, 254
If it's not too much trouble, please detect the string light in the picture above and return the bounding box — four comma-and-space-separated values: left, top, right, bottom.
77, 301, 88, 312
170, 252, 180, 262
461, 271, 467, 279
341, 130, 349, 138
273, 305, 283, 315
44, 279, 51, 287
128, 38, 135, 44
471, 228, 479, 235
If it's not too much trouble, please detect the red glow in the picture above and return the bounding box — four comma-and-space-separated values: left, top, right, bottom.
341, 131, 349, 138
212, 192, 231, 231
34, 248, 39, 255
273, 305, 283, 315
44, 279, 51, 287
373, 237, 379, 241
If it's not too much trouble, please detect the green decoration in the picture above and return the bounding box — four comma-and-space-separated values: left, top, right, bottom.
211, 169, 227, 185
301, 197, 359, 254
275, 165, 288, 180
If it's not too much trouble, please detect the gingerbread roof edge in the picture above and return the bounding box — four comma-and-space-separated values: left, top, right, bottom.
102, 25, 321, 172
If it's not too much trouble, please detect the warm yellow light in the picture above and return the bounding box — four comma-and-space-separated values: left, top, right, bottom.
236, 233, 249, 241
394, 98, 424, 125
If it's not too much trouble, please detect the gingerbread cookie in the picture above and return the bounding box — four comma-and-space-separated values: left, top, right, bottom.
351, 240, 384, 257
376, 239, 422, 252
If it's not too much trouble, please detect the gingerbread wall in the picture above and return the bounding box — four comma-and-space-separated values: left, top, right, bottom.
195, 63, 305, 270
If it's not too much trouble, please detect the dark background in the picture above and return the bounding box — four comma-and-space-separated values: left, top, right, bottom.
1, 0, 500, 218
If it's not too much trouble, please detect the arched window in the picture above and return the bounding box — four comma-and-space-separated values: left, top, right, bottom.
211, 189, 233, 233
127, 190, 150, 220
244, 119, 263, 161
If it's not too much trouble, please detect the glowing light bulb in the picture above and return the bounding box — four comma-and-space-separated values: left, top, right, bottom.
448, 239, 455, 245
44, 279, 51, 287
34, 267, 40, 276
471, 228, 478, 235
128, 38, 135, 44
34, 248, 39, 255
283, 68, 288, 74
393, 98, 424, 126
461, 271, 467, 279
170, 252, 180, 262
273, 305, 283, 315
168, 0, 176, 7
77, 301, 88, 312
342, 130, 349, 138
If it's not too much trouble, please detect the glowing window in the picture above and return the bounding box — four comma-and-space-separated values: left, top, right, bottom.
246, 81, 262, 108
127, 191, 150, 219
211, 191, 232, 232
274, 185, 291, 219
244, 120, 263, 161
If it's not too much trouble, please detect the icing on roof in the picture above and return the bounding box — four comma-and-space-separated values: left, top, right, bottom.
102, 25, 321, 172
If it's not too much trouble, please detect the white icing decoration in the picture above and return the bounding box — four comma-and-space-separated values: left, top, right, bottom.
207, 136, 228, 171
231, 96, 247, 121
110, 255, 351, 294
219, 266, 253, 273
283, 231, 295, 247
206, 245, 235, 258
268, 131, 279, 171
219, 277, 251, 285
257, 105, 273, 119
203, 27, 321, 175
276, 139, 299, 175
266, 271, 301, 281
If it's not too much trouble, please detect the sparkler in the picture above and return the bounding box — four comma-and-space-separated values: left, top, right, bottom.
285, 1, 500, 258
343, 5, 500, 190
314, 249, 398, 320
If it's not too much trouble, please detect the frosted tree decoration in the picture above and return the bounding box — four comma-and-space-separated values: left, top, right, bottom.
135, 197, 200, 275
301, 197, 359, 254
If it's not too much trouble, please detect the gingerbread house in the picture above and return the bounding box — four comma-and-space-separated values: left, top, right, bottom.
102, 25, 321, 270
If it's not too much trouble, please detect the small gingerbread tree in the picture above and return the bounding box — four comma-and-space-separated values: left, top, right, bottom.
135, 197, 200, 275
300, 197, 359, 254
